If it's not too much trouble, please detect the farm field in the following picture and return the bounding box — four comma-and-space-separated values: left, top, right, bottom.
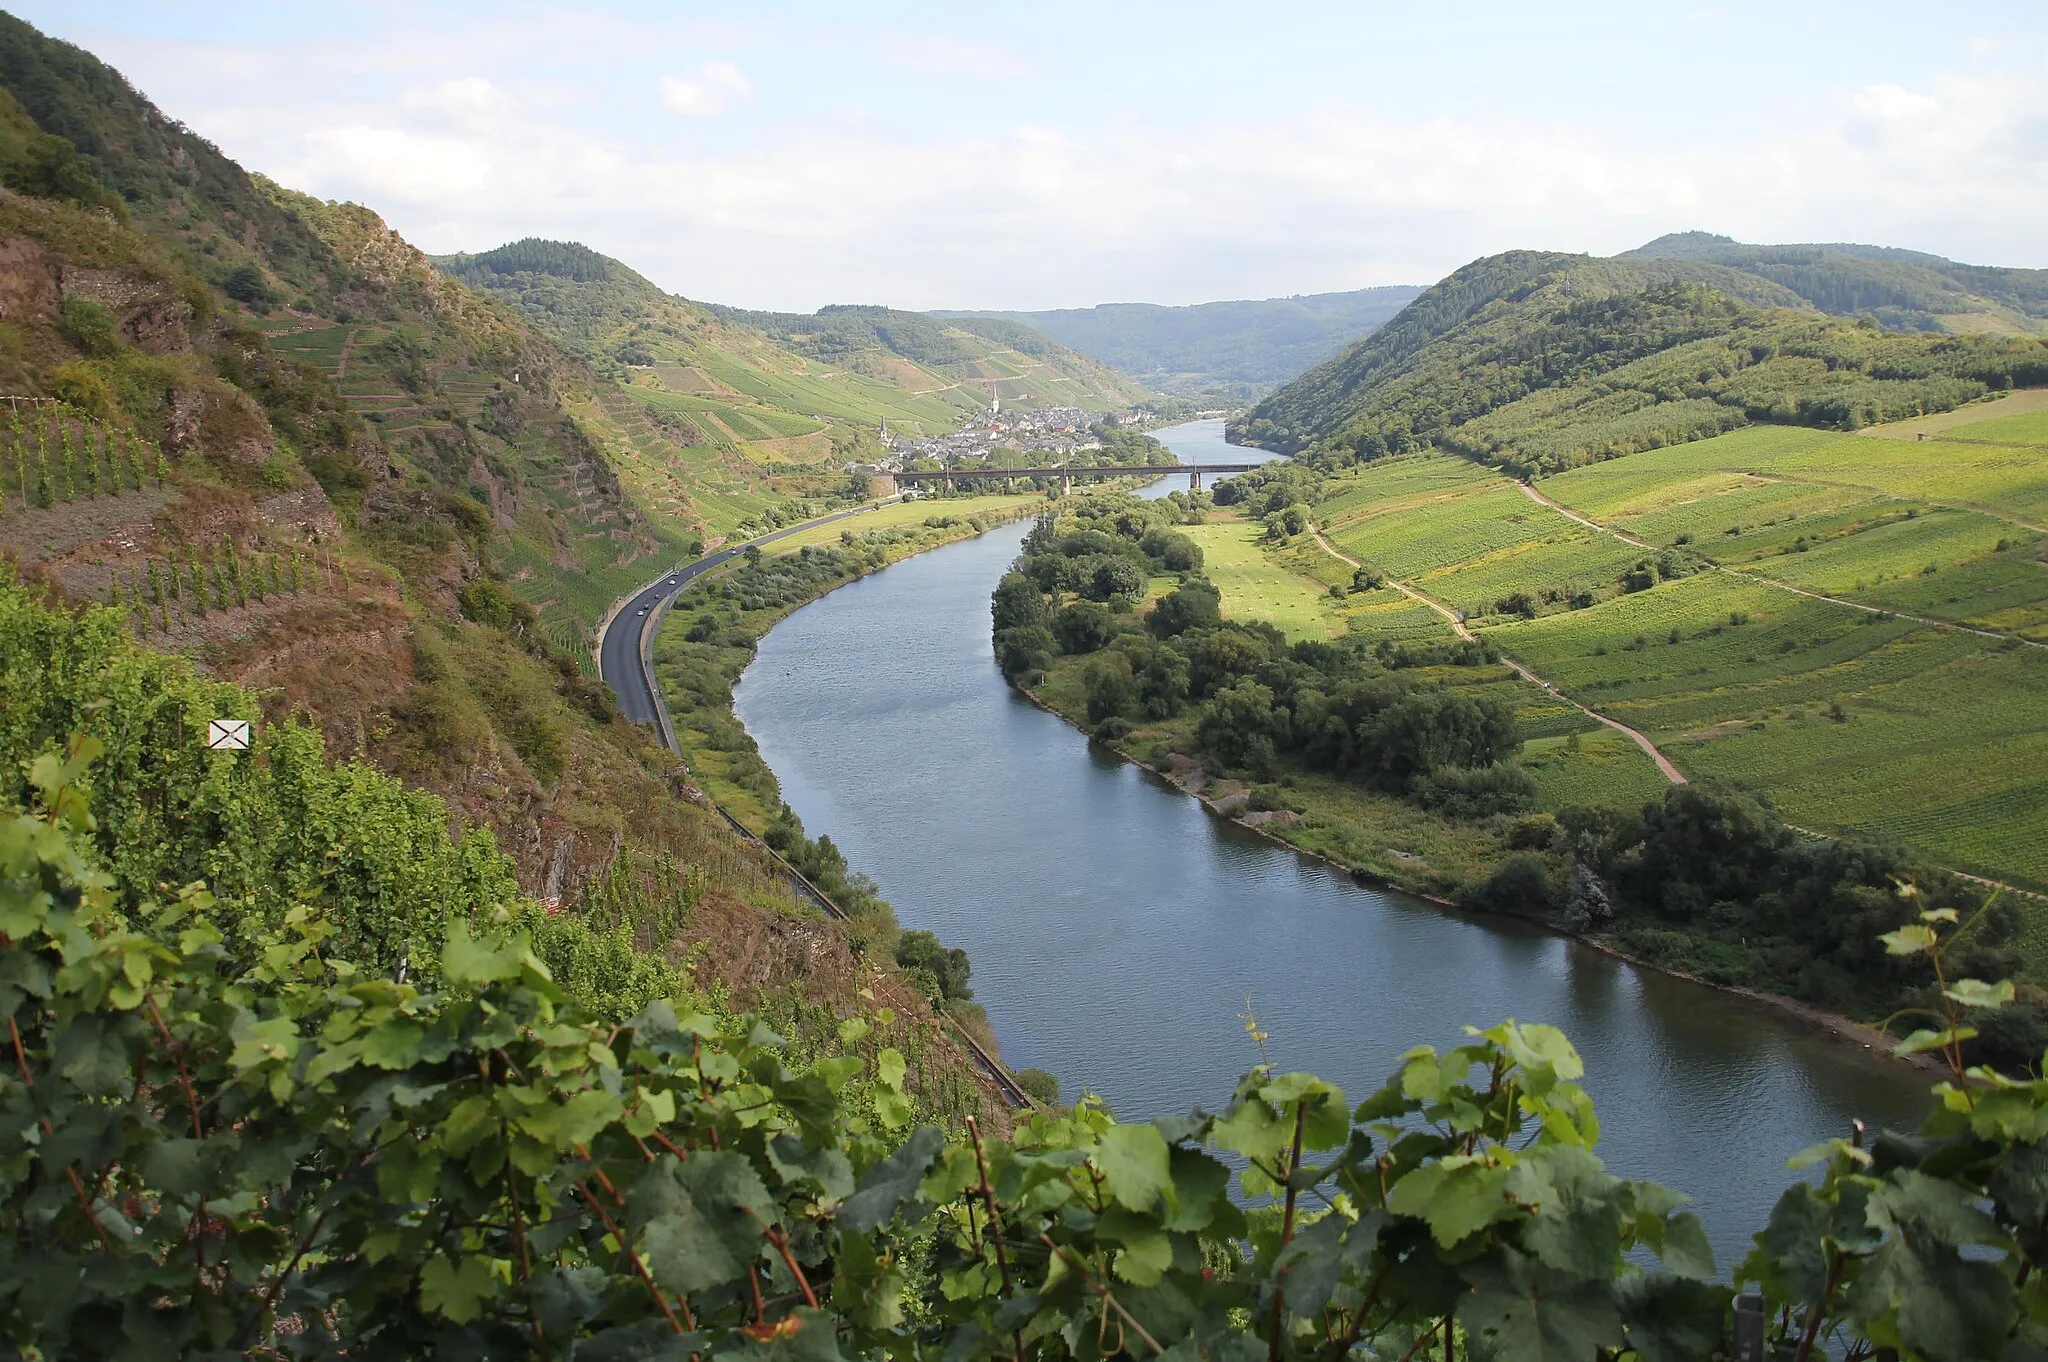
1182, 521, 1342, 640
1521, 729, 1672, 811
1482, 569, 2048, 887
1273, 409, 2048, 887
1535, 424, 2048, 639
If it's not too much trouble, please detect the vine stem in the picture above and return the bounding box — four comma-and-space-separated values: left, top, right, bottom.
144, 995, 213, 1285
1791, 1250, 1845, 1362
748, 1211, 820, 1309
1038, 1232, 1166, 1356
9, 1014, 115, 1250
967, 1116, 1025, 1362
578, 1179, 684, 1334
1269, 1098, 1309, 1362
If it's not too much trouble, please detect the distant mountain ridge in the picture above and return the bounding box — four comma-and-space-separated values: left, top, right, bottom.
1620, 231, 2048, 335
436, 239, 1148, 422
1237, 241, 2048, 472
942, 285, 1425, 398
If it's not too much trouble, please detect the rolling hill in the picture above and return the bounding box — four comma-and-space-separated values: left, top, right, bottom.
1621, 231, 2048, 336
943, 285, 1425, 397
436, 238, 1150, 442
1236, 246, 2048, 471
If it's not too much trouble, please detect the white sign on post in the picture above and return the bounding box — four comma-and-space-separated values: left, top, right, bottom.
206, 719, 251, 751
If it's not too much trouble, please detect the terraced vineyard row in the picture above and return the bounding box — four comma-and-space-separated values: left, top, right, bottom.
1287, 395, 2048, 889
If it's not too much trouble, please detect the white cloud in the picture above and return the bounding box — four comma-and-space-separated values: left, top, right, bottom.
47, 20, 2048, 310
659, 61, 753, 118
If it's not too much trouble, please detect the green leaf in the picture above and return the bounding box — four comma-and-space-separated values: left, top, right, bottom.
1878, 924, 1938, 956
54, 1012, 133, 1094
1615, 1274, 1730, 1362
842, 1126, 943, 1231
419, 1253, 496, 1324
1943, 977, 2014, 1010
1459, 1248, 1626, 1362
1110, 1224, 1173, 1286
1388, 1157, 1517, 1249
1509, 1145, 1626, 1277
1093, 1123, 1172, 1212
875, 1047, 906, 1091
632, 1151, 772, 1295
441, 921, 523, 985
358, 1017, 426, 1069
1894, 1026, 1976, 1057
522, 1087, 624, 1149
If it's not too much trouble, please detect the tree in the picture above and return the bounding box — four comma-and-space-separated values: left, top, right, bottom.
1084, 556, 1144, 603
990, 572, 1051, 633
894, 929, 972, 1002
1052, 600, 1116, 655
1082, 658, 1137, 724
1147, 579, 1221, 638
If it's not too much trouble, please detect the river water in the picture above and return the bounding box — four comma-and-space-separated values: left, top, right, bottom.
735, 419, 1925, 1268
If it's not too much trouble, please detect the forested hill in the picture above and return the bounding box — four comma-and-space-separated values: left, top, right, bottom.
1235, 246, 2048, 472
942, 285, 1424, 398
1622, 231, 2048, 335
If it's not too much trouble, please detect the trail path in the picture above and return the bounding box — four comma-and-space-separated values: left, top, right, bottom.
1308, 526, 1689, 783
1512, 481, 2045, 652
335, 327, 359, 381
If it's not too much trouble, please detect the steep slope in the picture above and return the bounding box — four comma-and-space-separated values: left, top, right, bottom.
942, 285, 1425, 397
1237, 249, 2048, 472
435, 237, 983, 447
0, 15, 1008, 1089
706, 301, 1150, 412
1622, 231, 2048, 336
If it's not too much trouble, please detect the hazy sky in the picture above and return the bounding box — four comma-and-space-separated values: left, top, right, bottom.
21, 1, 2048, 311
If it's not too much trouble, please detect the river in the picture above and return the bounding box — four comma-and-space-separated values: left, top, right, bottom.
734, 419, 1925, 1268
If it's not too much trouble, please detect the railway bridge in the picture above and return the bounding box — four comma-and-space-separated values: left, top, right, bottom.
891, 462, 1263, 492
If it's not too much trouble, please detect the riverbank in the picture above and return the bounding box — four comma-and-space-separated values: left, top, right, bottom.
653, 493, 1047, 828
1015, 662, 1951, 1078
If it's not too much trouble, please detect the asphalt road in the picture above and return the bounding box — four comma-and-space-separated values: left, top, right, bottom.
597, 499, 902, 729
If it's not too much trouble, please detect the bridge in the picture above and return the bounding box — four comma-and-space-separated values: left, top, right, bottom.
891, 462, 1263, 491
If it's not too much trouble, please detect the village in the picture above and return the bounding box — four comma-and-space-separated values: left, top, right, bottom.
868, 401, 1144, 473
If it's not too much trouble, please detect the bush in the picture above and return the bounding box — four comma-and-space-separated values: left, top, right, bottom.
1014, 1066, 1062, 1106
55, 296, 119, 356
1411, 761, 1538, 818
894, 928, 973, 1002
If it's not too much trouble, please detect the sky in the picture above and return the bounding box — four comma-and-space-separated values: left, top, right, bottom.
20, 1, 2048, 312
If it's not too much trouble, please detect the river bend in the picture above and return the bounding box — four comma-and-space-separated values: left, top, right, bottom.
733, 420, 1924, 1266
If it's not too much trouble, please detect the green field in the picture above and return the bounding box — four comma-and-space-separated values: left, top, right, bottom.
767, 494, 1039, 552
1274, 414, 2048, 889
1182, 521, 1342, 640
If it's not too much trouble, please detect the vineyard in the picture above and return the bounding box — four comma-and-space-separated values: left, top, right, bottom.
1260, 394, 2048, 891
0, 401, 169, 516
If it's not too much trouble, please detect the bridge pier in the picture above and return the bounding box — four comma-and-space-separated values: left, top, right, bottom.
1061, 472, 1072, 494
1190, 468, 1203, 492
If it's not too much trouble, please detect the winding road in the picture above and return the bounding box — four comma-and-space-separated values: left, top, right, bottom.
593, 496, 1040, 1110
597, 499, 903, 727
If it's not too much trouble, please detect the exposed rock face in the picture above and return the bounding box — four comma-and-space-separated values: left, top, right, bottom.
254, 487, 342, 542
163, 383, 274, 470
0, 236, 57, 323
57, 264, 193, 353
